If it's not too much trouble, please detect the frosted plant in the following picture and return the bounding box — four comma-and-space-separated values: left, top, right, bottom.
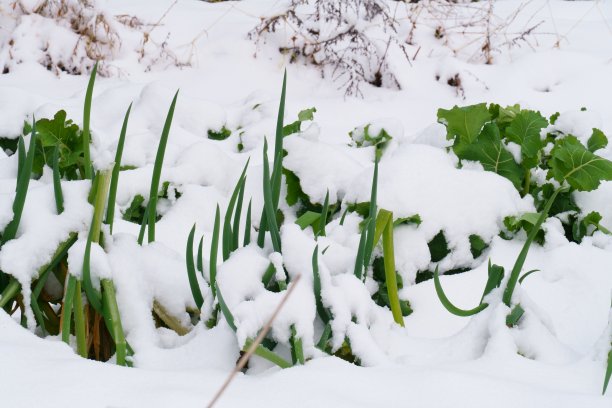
0, 0, 187, 76
250, 0, 410, 97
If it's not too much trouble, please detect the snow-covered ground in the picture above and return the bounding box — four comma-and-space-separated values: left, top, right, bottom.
0, 0, 611, 406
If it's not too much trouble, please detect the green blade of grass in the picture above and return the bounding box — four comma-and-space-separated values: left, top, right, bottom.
434, 266, 488, 317
2, 118, 37, 244
60, 274, 77, 344
245, 339, 292, 369
480, 260, 505, 303
316, 322, 332, 352
52, 147, 64, 214
373, 209, 392, 248
231, 173, 246, 252
137, 204, 148, 246
243, 199, 252, 247
289, 324, 305, 365
339, 207, 349, 226
312, 245, 331, 323
82, 170, 111, 313
215, 282, 237, 332
316, 190, 330, 238
381, 210, 404, 327
0, 279, 19, 309
210, 205, 221, 298
82, 62, 98, 180
16, 136, 25, 184
31, 268, 52, 336
257, 71, 287, 248
518, 269, 540, 284
604, 346, 612, 394
222, 161, 249, 260
353, 219, 369, 280
82, 233, 102, 312
505, 304, 525, 327
73, 280, 87, 357
197, 235, 204, 275
261, 263, 276, 288
295, 211, 320, 230
186, 224, 204, 310
262, 139, 281, 253
502, 187, 562, 306
271, 75, 287, 209
148, 91, 179, 244
31, 234, 76, 335
101, 279, 127, 366
105, 102, 132, 234
363, 159, 379, 268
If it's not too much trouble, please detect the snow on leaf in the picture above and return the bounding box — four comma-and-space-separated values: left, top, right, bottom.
505, 110, 548, 168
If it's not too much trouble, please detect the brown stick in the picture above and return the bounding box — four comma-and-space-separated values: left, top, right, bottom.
206, 274, 302, 408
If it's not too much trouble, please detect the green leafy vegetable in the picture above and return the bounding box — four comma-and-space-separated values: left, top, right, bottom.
428, 231, 450, 263
587, 128, 608, 153
549, 136, 612, 192
437, 103, 491, 145
454, 122, 523, 190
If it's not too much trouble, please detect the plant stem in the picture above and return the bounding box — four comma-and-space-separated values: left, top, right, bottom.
102, 279, 127, 366
152, 300, 190, 336
61, 275, 77, 344
523, 169, 531, 196
73, 280, 88, 358
382, 211, 404, 327
92, 169, 112, 243
502, 187, 561, 306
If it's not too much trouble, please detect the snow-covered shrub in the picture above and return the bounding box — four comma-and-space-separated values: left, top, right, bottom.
405, 0, 543, 64
0, 0, 187, 76
250, 0, 410, 97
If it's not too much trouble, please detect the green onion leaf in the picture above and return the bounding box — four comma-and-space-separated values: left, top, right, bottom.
105, 102, 132, 234
186, 224, 204, 310
147, 91, 179, 243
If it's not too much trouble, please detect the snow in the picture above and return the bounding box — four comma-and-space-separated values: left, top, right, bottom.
0, 0, 610, 406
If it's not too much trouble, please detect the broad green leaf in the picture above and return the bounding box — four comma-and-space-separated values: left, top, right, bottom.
437, 103, 491, 144
295, 211, 320, 230
503, 212, 545, 245
497, 104, 521, 124
393, 214, 422, 227
531, 183, 579, 215
505, 110, 548, 168
428, 230, 449, 263
30, 110, 82, 179
469, 234, 487, 259
549, 136, 612, 191
455, 122, 524, 190
572, 211, 610, 242
588, 128, 608, 153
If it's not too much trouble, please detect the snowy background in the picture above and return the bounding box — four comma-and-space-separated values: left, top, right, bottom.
0, 0, 611, 407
